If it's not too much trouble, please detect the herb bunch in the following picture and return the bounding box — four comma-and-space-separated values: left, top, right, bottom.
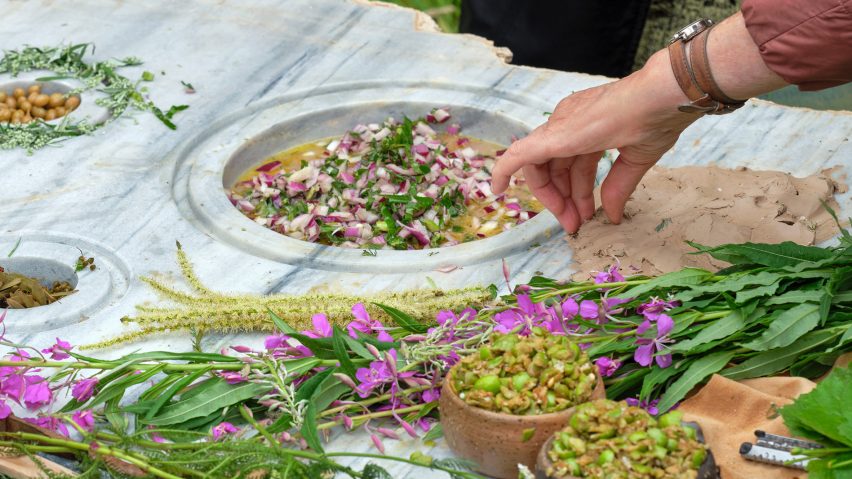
0, 43, 187, 152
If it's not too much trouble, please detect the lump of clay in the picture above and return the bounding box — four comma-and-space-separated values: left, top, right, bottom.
569, 165, 846, 277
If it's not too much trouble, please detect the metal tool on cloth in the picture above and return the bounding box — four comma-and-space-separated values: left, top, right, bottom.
740, 430, 822, 470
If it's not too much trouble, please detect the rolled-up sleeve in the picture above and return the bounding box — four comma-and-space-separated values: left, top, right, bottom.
742, 0, 852, 91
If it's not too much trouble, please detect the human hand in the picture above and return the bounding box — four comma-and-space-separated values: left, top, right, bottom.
491, 50, 701, 233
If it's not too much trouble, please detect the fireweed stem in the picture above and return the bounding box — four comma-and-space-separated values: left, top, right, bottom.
316, 404, 428, 430
319, 385, 435, 418
531, 276, 727, 301
0, 432, 182, 479
0, 359, 340, 371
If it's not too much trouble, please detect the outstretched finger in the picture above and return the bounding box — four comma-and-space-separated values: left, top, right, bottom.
599, 152, 657, 224
492, 126, 562, 194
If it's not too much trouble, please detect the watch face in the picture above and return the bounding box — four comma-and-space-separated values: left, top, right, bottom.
670, 18, 714, 43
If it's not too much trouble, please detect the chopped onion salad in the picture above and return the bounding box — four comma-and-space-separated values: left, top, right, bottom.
228, 109, 542, 250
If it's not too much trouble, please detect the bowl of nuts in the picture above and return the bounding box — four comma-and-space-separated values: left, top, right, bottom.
439, 330, 605, 479
536, 399, 718, 479
0, 82, 80, 124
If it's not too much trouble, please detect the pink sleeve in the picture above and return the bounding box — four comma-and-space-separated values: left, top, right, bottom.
742, 0, 852, 91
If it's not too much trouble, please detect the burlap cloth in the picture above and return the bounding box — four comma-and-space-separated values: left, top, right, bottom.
679, 354, 852, 479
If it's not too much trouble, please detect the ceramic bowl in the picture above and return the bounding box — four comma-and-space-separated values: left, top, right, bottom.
534, 420, 720, 479
439, 367, 606, 479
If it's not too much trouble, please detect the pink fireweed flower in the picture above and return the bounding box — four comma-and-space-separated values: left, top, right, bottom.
626, 397, 661, 416
0, 372, 25, 402
634, 314, 675, 368
595, 357, 621, 377
593, 263, 626, 285
211, 421, 239, 440
301, 313, 333, 339
26, 416, 69, 437
42, 338, 73, 360
23, 376, 52, 409
0, 399, 10, 419
354, 350, 397, 398
421, 388, 441, 403
494, 295, 550, 335
637, 297, 680, 321
71, 377, 99, 402
72, 410, 95, 432
264, 334, 312, 358
578, 300, 600, 320
348, 303, 393, 342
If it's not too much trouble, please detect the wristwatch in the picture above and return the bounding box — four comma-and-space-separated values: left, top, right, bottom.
668, 19, 746, 114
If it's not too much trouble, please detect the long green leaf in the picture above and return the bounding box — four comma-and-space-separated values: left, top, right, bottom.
89, 364, 168, 408
656, 351, 735, 413
743, 303, 821, 351
766, 290, 827, 305
373, 302, 429, 334
301, 402, 324, 453
639, 365, 682, 401
721, 329, 840, 380
332, 327, 357, 378
144, 380, 269, 426
691, 241, 834, 268
615, 268, 712, 299
144, 367, 211, 420
268, 308, 298, 335
672, 310, 745, 352
735, 281, 781, 303
311, 372, 350, 412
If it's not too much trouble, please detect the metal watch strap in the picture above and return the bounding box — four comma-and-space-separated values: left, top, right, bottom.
667, 39, 717, 113
690, 25, 746, 113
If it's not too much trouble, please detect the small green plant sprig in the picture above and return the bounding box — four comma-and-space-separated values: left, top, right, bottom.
0, 43, 188, 152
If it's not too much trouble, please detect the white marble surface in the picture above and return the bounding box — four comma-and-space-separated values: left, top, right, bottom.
1, 0, 851, 477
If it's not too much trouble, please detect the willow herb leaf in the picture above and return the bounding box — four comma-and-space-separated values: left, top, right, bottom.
89, 364, 167, 408
332, 326, 357, 378
672, 309, 749, 352
311, 371, 350, 412
301, 402, 324, 453
766, 289, 827, 305
656, 351, 735, 413
422, 423, 444, 442
743, 302, 822, 351
144, 379, 270, 426
144, 367, 211, 420
615, 268, 712, 299
721, 329, 841, 380
690, 241, 834, 268
374, 302, 430, 334
639, 365, 682, 402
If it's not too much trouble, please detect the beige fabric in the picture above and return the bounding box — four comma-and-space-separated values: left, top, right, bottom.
679, 374, 815, 479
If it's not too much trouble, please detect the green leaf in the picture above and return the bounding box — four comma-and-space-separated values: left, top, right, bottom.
144, 367, 211, 420
342, 335, 375, 360
656, 351, 735, 413
332, 326, 357, 378
780, 366, 852, 446
766, 290, 827, 306
311, 371, 350, 412
268, 308, 298, 335
282, 357, 324, 379
735, 281, 781, 303
675, 271, 781, 302
88, 364, 168, 408
615, 268, 712, 299
639, 365, 683, 401
373, 302, 429, 334
301, 402, 324, 452
690, 241, 834, 268
144, 380, 270, 426
743, 303, 822, 351
826, 326, 852, 353
672, 310, 746, 352
721, 329, 841, 380
268, 369, 333, 434
422, 423, 443, 443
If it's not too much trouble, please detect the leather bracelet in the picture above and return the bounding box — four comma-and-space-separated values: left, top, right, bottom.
689, 25, 746, 113
668, 25, 746, 114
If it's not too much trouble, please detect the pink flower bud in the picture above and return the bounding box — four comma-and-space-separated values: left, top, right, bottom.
230, 345, 253, 353
398, 420, 418, 438
370, 434, 385, 454
342, 415, 353, 430
365, 343, 382, 360
376, 427, 399, 440
333, 373, 358, 390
